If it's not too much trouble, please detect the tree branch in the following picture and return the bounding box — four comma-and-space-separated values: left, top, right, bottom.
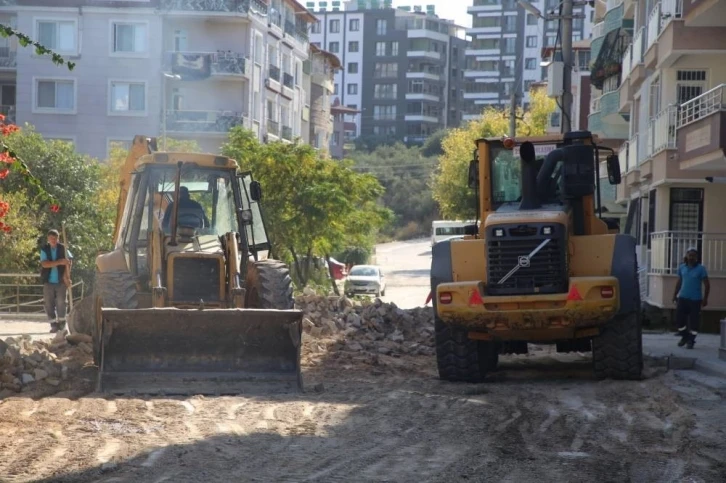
0, 25, 76, 70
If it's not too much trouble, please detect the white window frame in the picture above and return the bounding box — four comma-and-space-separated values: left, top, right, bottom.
109, 19, 150, 58
108, 79, 148, 117
32, 76, 77, 115
33, 17, 79, 57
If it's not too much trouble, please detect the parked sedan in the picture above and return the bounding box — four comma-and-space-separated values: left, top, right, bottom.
344, 265, 386, 297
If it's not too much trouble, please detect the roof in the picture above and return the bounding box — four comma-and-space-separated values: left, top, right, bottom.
310, 43, 341, 70
331, 103, 360, 114
288, 0, 318, 23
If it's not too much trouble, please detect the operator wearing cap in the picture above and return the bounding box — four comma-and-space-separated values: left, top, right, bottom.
672, 247, 710, 349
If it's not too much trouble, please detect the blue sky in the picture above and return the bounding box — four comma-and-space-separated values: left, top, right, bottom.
392, 0, 472, 28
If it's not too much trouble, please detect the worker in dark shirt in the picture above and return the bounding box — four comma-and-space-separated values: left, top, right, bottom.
162, 186, 210, 232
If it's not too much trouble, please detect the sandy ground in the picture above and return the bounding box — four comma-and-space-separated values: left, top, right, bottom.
0, 352, 725, 482
375, 238, 432, 309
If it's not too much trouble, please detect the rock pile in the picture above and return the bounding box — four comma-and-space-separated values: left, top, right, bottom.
295, 293, 436, 359
0, 332, 92, 396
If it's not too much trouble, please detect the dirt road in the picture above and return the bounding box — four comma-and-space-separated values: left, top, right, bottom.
374, 238, 431, 309
1, 350, 725, 482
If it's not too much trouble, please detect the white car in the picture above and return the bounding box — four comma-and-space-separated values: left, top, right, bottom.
344, 265, 386, 297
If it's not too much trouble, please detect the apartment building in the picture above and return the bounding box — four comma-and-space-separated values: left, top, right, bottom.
307, 43, 340, 154
0, 0, 316, 160
307, 1, 467, 143
464, 0, 593, 121
592, 0, 726, 316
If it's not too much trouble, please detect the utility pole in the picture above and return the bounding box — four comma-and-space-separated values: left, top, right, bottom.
560, 0, 574, 134
509, 91, 517, 137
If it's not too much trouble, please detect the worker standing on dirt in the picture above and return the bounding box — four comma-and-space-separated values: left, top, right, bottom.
40, 229, 73, 334
672, 247, 710, 349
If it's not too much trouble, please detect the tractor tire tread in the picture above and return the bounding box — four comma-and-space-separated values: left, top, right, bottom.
435, 319, 497, 383
248, 259, 294, 310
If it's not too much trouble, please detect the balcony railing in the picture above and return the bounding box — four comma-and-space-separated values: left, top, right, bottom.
167, 51, 247, 76
648, 105, 678, 155
646, 3, 661, 50
677, 84, 725, 129
269, 64, 280, 81
267, 118, 279, 136
650, 231, 726, 276
161, 0, 268, 15
618, 140, 629, 173
283, 72, 294, 88
628, 133, 639, 168
631, 26, 645, 69
606, 0, 623, 9
646, 0, 683, 52
0, 105, 16, 124
281, 125, 293, 141
592, 21, 605, 38
0, 48, 16, 69
621, 44, 632, 79
165, 109, 243, 133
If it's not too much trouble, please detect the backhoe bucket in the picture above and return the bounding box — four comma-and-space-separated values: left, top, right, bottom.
97, 307, 304, 396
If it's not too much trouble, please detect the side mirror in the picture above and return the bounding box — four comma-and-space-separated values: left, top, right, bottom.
250, 180, 262, 201
468, 158, 479, 190
606, 154, 622, 185
464, 224, 478, 236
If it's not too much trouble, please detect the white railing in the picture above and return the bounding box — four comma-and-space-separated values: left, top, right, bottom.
622, 44, 633, 79
650, 231, 726, 276
677, 84, 726, 129
592, 21, 605, 38
638, 266, 649, 300
619, 141, 629, 173
606, 0, 624, 9
632, 26, 645, 68
628, 133, 639, 168
646, 2, 661, 51
591, 96, 601, 113
637, 126, 650, 164
661, 0, 683, 23
648, 105, 678, 155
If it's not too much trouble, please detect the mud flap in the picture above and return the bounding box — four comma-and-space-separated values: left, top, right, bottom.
97, 307, 303, 396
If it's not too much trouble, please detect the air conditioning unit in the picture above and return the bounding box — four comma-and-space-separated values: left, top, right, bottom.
547, 61, 564, 97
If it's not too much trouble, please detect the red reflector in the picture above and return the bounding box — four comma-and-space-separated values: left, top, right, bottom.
468, 290, 483, 306
600, 286, 614, 299
567, 285, 583, 301
439, 292, 453, 304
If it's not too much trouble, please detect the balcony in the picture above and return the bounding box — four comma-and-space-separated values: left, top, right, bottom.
645, 0, 683, 62
405, 93, 440, 102
656, 12, 726, 68
281, 125, 293, 141
405, 114, 440, 123
165, 110, 244, 134
406, 71, 442, 82
0, 47, 16, 70
0, 105, 15, 124
599, 90, 625, 123
160, 0, 268, 19
465, 48, 500, 57
588, 108, 629, 140
407, 51, 441, 61
284, 20, 309, 47
650, 231, 726, 276
676, 84, 726, 171
648, 106, 678, 157
166, 51, 248, 79
267, 119, 279, 137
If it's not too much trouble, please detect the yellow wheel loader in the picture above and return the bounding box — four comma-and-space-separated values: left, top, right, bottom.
431, 130, 643, 382
72, 135, 303, 395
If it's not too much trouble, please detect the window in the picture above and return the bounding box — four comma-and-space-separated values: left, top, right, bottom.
376, 19, 387, 35
526, 36, 537, 48
525, 58, 537, 70
348, 62, 358, 74
348, 41, 359, 52
311, 21, 321, 34
374, 62, 397, 77
349, 18, 360, 31
334, 83, 339, 95
391, 41, 399, 56
347, 83, 358, 95
173, 29, 188, 51
503, 38, 516, 54
34, 78, 75, 113
330, 19, 340, 33
112, 21, 148, 55
376, 41, 386, 56
373, 105, 395, 120
545, 34, 557, 46
374, 83, 397, 99
110, 81, 146, 114
328, 41, 339, 53
36, 19, 77, 54
527, 14, 538, 25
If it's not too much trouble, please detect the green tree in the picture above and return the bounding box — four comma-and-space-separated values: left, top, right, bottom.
432, 89, 556, 219
348, 143, 438, 240
222, 127, 391, 288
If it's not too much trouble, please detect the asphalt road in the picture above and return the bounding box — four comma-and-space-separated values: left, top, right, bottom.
374, 238, 431, 309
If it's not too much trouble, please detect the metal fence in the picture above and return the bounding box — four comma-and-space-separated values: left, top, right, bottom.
0, 274, 85, 319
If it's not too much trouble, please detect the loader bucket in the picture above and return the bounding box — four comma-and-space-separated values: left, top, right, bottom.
97, 307, 304, 396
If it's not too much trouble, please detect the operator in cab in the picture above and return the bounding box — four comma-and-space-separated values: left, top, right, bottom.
162, 186, 210, 232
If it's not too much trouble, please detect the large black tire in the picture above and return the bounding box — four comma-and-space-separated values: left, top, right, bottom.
92, 271, 138, 366
592, 312, 643, 380
435, 318, 498, 383
245, 260, 294, 310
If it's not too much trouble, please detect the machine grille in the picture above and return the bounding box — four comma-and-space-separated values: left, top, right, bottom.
487, 234, 568, 296
172, 257, 222, 303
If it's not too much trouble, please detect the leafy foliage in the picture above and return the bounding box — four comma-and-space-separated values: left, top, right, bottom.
348, 143, 438, 240
433, 89, 556, 219
222, 127, 392, 286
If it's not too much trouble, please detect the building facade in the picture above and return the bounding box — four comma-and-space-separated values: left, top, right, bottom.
307, 1, 467, 143
307, 44, 340, 154
593, 0, 726, 316
464, 0, 594, 121
0, 0, 317, 160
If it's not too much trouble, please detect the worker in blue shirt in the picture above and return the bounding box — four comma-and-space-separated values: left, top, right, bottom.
672, 247, 709, 349
39, 229, 73, 333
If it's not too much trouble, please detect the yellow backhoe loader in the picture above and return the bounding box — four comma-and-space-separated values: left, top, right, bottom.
431, 131, 643, 382
71, 135, 303, 395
